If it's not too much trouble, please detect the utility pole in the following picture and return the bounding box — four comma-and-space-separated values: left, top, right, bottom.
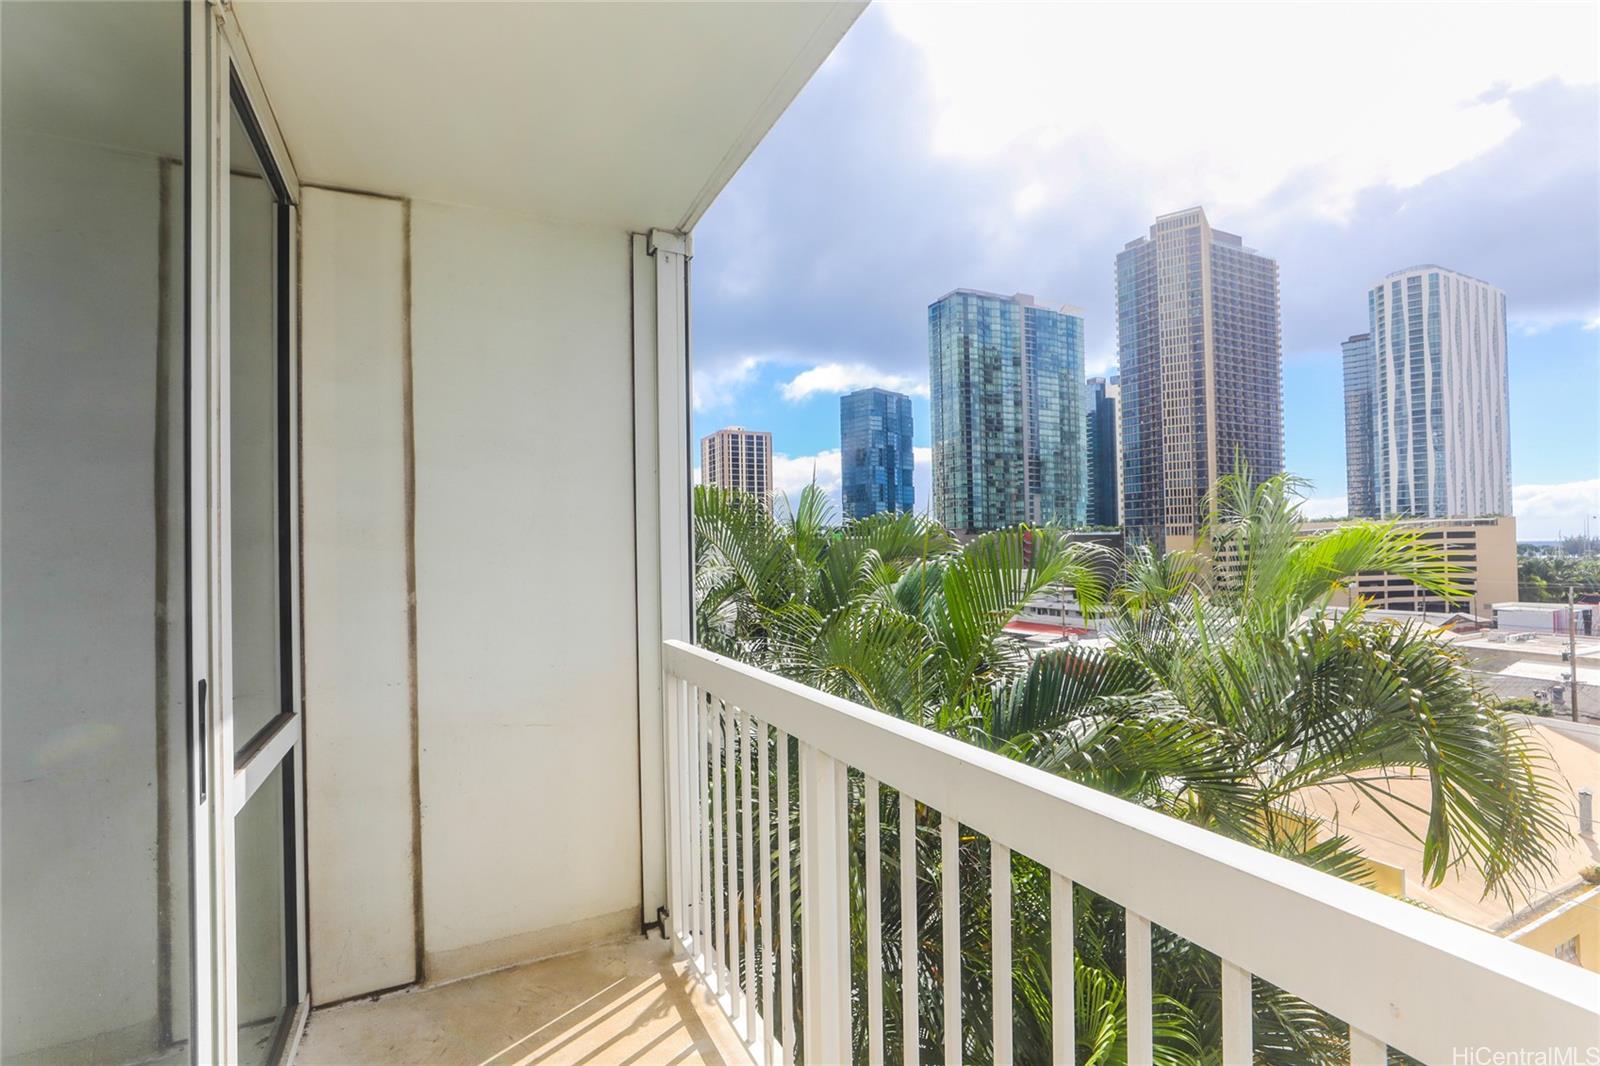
1570, 584, 1581, 723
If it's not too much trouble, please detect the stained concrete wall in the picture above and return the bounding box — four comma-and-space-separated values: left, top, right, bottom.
409, 201, 642, 981
300, 187, 418, 1004
299, 192, 644, 999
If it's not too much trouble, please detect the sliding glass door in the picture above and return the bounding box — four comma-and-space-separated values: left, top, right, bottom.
2, 3, 195, 1062
1, 4, 307, 1062
217, 34, 307, 1066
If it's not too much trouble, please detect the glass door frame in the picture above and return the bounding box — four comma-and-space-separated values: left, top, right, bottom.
190, 4, 308, 1062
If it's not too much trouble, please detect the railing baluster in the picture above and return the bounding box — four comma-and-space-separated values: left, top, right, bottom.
865, 777, 884, 1066
799, 742, 851, 1065
758, 719, 773, 1058
941, 812, 960, 1066
711, 696, 726, 994
1349, 1028, 1388, 1066
725, 700, 741, 1017
697, 690, 711, 975
777, 729, 795, 1066
1221, 960, 1253, 1065
1125, 909, 1153, 1066
668, 675, 685, 954
991, 843, 1012, 1066
743, 710, 758, 1042
901, 792, 919, 1066
1050, 872, 1073, 1065
694, 684, 707, 965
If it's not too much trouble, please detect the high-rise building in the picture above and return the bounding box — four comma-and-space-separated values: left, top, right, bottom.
1116, 207, 1282, 549
1341, 333, 1377, 518
928, 289, 1086, 533
1366, 266, 1510, 518
840, 387, 915, 520
700, 426, 772, 507
1085, 376, 1121, 527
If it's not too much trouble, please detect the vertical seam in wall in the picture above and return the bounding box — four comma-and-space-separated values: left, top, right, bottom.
629, 234, 644, 927
154, 156, 176, 1050
402, 197, 426, 984
296, 196, 313, 1005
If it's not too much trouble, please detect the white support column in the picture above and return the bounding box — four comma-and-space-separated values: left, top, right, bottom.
633, 228, 692, 932
799, 744, 851, 1065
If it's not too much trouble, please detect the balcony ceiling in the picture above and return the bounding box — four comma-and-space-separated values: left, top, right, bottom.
232, 1, 863, 231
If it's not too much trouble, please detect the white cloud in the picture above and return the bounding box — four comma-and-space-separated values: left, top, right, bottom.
772, 449, 843, 511
779, 362, 930, 402
1299, 494, 1349, 521
883, 2, 1597, 222
1513, 479, 1600, 541
693, 354, 771, 411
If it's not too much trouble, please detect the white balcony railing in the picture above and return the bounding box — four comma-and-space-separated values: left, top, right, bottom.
661, 640, 1600, 1065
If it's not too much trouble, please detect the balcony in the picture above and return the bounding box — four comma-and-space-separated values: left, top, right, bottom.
4, 3, 1597, 1064
656, 641, 1598, 1065
295, 939, 746, 1066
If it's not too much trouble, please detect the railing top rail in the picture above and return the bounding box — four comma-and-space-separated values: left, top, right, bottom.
664, 639, 1600, 1064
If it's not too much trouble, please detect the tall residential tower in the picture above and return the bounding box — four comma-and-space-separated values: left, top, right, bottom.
1116, 207, 1282, 549
700, 426, 773, 507
929, 290, 1086, 533
1365, 266, 1510, 518
1085, 376, 1121, 527
1341, 333, 1377, 518
840, 387, 915, 519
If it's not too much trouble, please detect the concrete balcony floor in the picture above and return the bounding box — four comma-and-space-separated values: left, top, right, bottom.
296, 938, 747, 1065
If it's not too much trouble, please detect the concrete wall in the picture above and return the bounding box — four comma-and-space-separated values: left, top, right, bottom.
1509, 886, 1600, 973
410, 201, 642, 982
300, 188, 418, 1004
299, 191, 643, 999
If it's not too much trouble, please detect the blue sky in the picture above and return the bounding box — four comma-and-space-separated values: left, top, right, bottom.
690, 2, 1600, 539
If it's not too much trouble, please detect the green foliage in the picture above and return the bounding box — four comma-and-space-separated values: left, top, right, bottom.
1516, 547, 1600, 602
695, 474, 1568, 1065
1498, 696, 1553, 717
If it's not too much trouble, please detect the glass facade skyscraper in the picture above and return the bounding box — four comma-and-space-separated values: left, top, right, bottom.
1116, 207, 1282, 549
840, 387, 915, 519
1341, 333, 1377, 518
1085, 376, 1120, 527
1367, 266, 1509, 518
929, 289, 1086, 533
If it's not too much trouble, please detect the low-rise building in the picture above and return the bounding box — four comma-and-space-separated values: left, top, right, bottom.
1494, 601, 1598, 636
1301, 717, 1600, 973
1300, 514, 1517, 616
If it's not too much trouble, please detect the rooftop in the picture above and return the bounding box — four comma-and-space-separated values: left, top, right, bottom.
1495, 601, 1594, 612
1299, 719, 1600, 931
931, 288, 1086, 316
1377, 264, 1502, 290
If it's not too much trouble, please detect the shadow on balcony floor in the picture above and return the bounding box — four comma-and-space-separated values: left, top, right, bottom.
296, 937, 747, 1065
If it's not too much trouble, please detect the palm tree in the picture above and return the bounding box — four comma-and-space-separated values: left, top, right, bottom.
692, 474, 1568, 1064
